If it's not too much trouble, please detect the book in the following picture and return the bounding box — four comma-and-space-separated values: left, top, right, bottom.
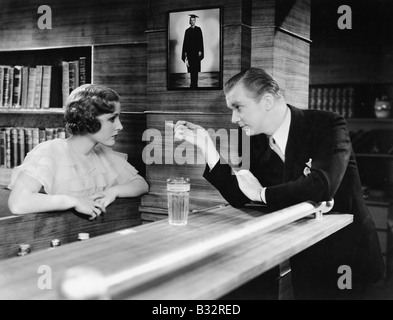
26, 67, 37, 109
12, 66, 22, 108
7, 67, 14, 108
20, 67, 29, 109
34, 65, 43, 108
52, 127, 58, 139
62, 61, 69, 108
10, 128, 18, 168
41, 65, 52, 109
24, 128, 33, 154
45, 128, 54, 140
58, 127, 66, 139
3, 67, 10, 107
17, 127, 25, 165
4, 128, 11, 168
0, 66, 4, 107
79, 57, 86, 85
38, 129, 46, 144
32, 128, 39, 149
0, 130, 5, 167
68, 60, 79, 94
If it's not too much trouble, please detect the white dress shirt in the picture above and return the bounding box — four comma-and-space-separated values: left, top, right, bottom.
261, 107, 291, 203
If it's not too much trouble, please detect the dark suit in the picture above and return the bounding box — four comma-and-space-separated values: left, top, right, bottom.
204, 105, 384, 299
182, 26, 204, 88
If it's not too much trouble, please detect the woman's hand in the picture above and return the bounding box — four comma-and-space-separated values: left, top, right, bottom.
73, 195, 106, 220
93, 188, 118, 209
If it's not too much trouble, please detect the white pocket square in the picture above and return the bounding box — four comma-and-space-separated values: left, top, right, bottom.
303, 158, 312, 177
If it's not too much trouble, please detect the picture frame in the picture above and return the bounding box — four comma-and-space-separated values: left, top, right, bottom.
167, 7, 222, 90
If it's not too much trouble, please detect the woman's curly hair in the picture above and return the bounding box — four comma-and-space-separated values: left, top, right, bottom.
64, 84, 120, 135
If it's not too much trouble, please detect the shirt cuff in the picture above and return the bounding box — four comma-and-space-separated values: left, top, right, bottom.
260, 187, 267, 204
206, 150, 220, 171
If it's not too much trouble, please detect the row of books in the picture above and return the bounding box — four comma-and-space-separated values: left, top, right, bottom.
62, 57, 87, 107
0, 56, 87, 110
309, 86, 355, 118
0, 65, 52, 109
0, 127, 68, 169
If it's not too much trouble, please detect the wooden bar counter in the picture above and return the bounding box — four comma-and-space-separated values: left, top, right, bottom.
0, 203, 352, 300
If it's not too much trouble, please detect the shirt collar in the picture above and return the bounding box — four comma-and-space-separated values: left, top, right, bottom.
271, 107, 291, 155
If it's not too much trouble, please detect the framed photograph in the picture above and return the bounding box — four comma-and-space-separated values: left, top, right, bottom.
167, 7, 222, 90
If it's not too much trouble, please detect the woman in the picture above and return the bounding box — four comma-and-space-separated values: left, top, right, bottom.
8, 84, 149, 219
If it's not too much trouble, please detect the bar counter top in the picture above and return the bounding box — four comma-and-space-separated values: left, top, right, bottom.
0, 203, 352, 300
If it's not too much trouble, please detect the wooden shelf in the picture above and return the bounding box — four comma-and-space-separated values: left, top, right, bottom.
356, 153, 393, 159
347, 118, 393, 123
365, 198, 393, 207
0, 108, 64, 115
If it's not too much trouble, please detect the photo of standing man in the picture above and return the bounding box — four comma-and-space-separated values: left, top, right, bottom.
181, 14, 204, 88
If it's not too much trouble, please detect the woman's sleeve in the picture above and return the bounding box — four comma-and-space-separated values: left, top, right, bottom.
97, 145, 141, 187
113, 153, 141, 185
8, 148, 55, 193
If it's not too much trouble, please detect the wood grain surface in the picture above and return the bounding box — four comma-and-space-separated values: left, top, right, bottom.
0, 195, 142, 260
0, 202, 352, 300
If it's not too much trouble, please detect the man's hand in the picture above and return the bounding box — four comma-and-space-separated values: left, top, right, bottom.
170, 121, 220, 169
234, 169, 263, 202
173, 121, 211, 154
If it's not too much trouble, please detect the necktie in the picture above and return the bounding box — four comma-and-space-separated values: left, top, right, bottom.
268, 136, 285, 162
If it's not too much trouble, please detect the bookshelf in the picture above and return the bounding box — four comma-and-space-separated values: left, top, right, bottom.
0, 46, 92, 110
0, 108, 64, 114
308, 88, 393, 272
0, 46, 93, 184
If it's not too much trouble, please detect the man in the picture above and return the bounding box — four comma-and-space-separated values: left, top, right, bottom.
181, 14, 204, 88
173, 68, 384, 299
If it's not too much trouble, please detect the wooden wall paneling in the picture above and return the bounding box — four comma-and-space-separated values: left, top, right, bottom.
242, 0, 252, 26
222, 25, 246, 85
241, 25, 252, 71
0, 113, 65, 129
146, 31, 167, 94
251, 27, 275, 74
93, 44, 147, 113
0, 0, 147, 50
273, 31, 310, 109
251, 0, 310, 109
252, 0, 275, 27
0, 196, 142, 260
141, 112, 243, 218
112, 112, 147, 177
147, 0, 242, 31
276, 0, 311, 39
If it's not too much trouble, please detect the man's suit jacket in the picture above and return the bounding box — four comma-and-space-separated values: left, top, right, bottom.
204, 105, 384, 299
